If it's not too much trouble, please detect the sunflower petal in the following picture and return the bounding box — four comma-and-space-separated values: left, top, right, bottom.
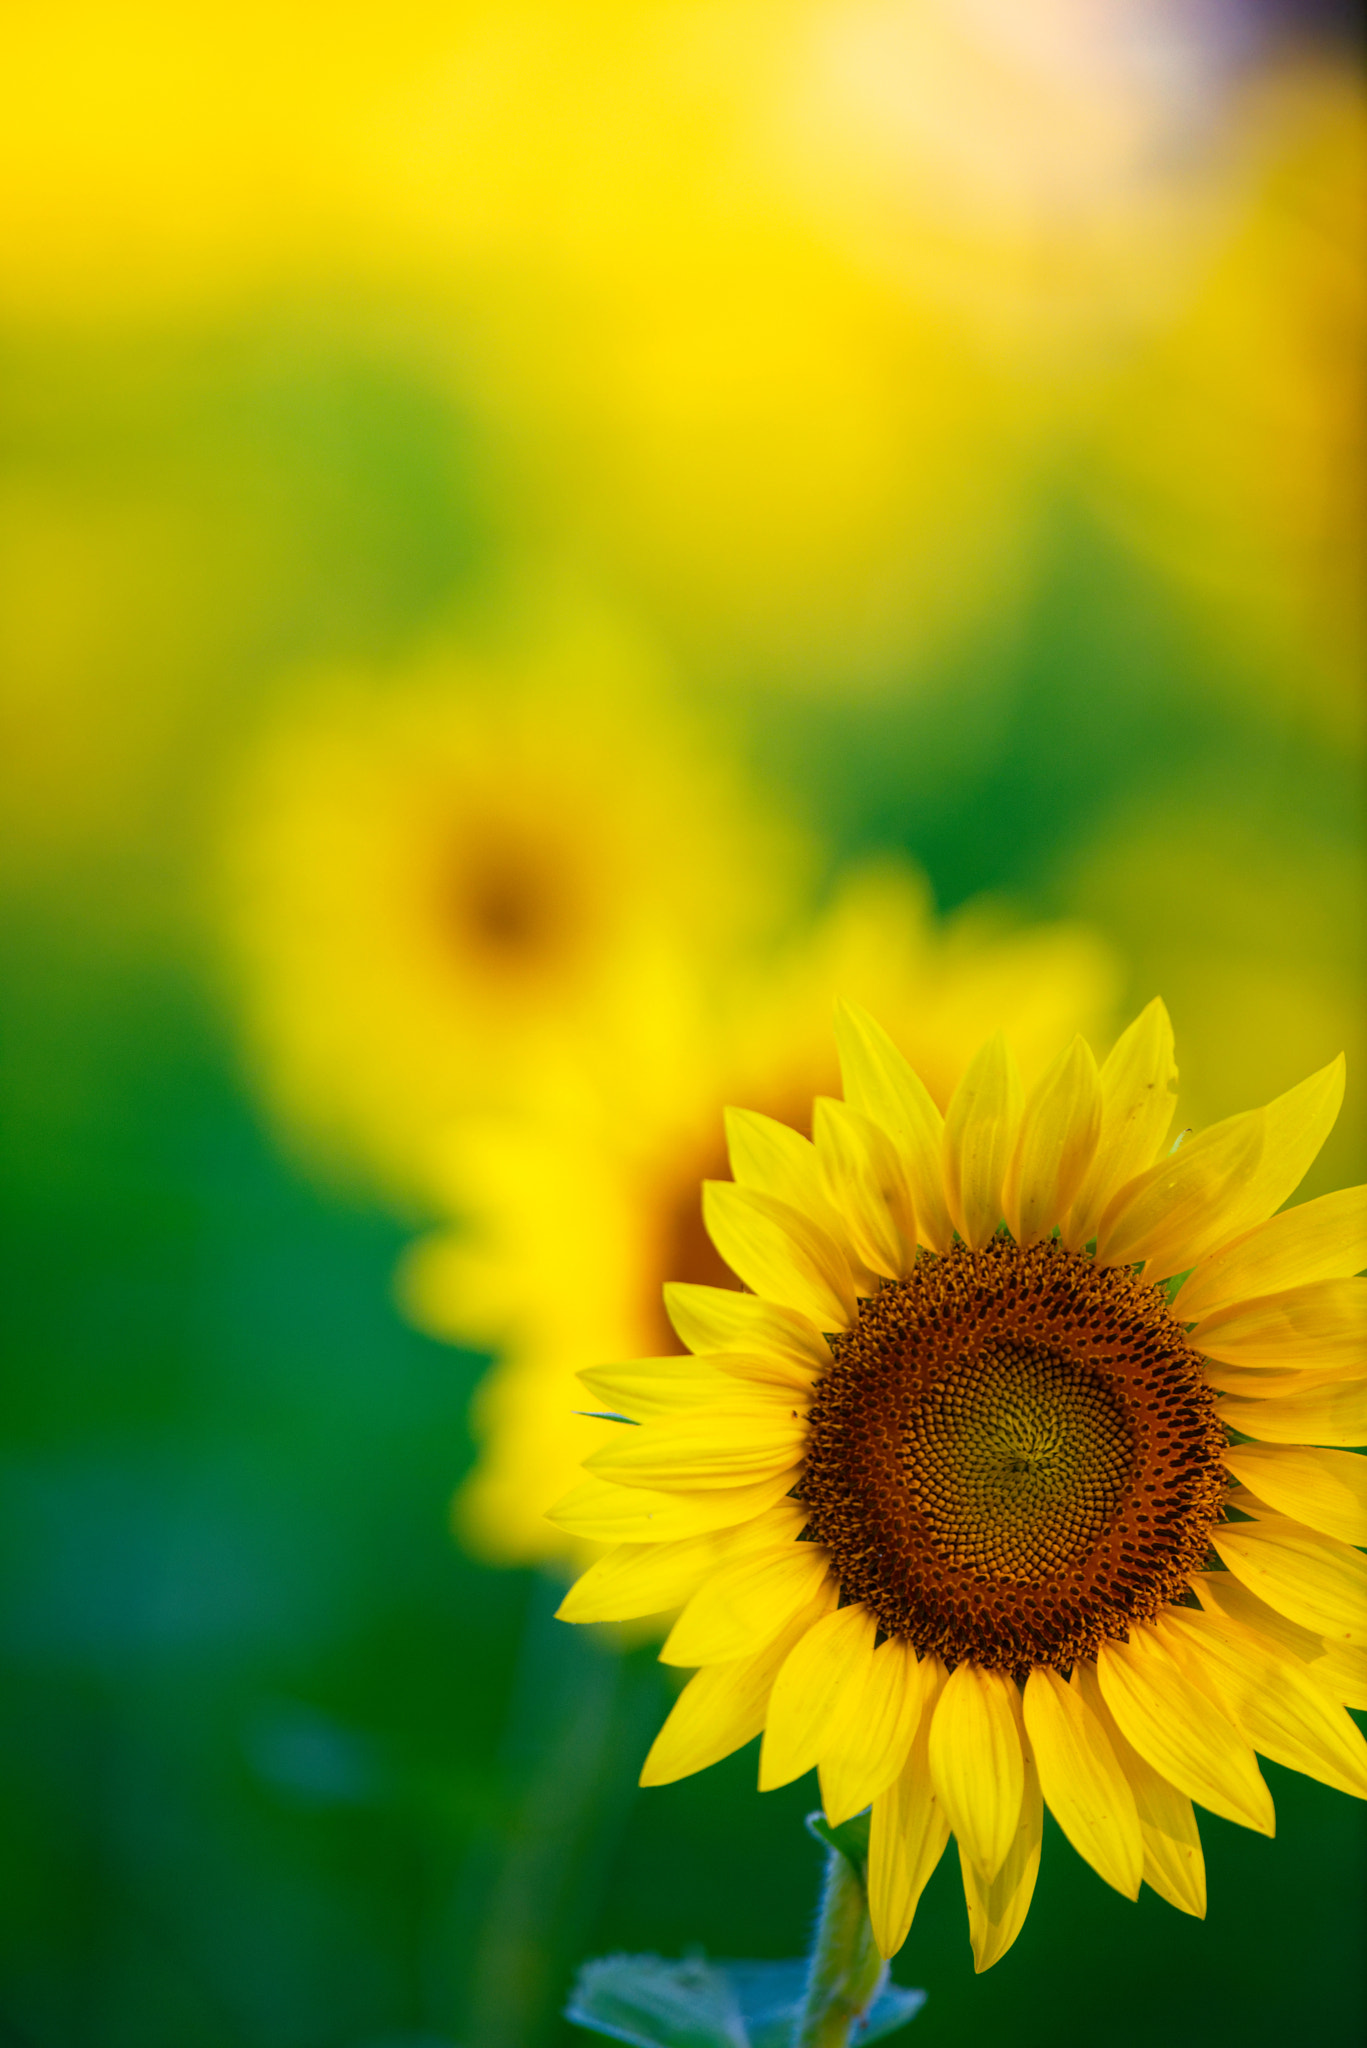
867, 1661, 949, 1959
820, 1641, 938, 1827
928, 1663, 1025, 1878
943, 1036, 1024, 1251
1073, 1661, 1205, 1917
703, 1182, 857, 1330
1022, 1667, 1141, 1898
1222, 1444, 1367, 1547
1105, 1058, 1347, 1276
546, 1470, 798, 1542
555, 1499, 810, 1623
1191, 1278, 1365, 1369
661, 1543, 833, 1667
725, 1108, 846, 1241
584, 1405, 807, 1492
1217, 1379, 1367, 1446
1209, 1518, 1367, 1645
1094, 1111, 1266, 1277
1158, 1608, 1367, 1801
579, 1357, 797, 1419
1065, 998, 1178, 1250
640, 1580, 838, 1785
959, 1751, 1043, 1974
1193, 1569, 1367, 1711
1095, 1627, 1274, 1833
1214, 1057, 1346, 1241
1005, 1036, 1103, 1247
814, 1096, 916, 1279
835, 999, 953, 1253
759, 1602, 877, 1790
663, 1282, 830, 1371
1173, 1185, 1367, 1320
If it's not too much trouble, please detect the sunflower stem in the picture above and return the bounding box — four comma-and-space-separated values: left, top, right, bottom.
791, 1845, 888, 2048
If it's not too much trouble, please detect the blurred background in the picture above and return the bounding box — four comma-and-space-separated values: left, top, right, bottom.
1, 3, 1364, 2044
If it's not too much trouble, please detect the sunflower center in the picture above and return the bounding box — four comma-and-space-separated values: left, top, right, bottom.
800, 1236, 1227, 1675
904, 1339, 1132, 1582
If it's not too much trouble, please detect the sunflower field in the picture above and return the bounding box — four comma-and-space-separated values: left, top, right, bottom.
1, 6, 1363, 2047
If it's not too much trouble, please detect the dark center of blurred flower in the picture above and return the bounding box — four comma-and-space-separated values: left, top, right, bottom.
441, 840, 568, 969
801, 1236, 1227, 1676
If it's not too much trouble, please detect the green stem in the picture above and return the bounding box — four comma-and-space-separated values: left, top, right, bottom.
791, 1847, 888, 2048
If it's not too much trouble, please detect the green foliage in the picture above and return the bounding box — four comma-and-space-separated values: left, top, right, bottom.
565, 1953, 924, 2048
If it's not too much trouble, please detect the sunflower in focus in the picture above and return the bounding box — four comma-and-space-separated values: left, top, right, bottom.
218, 635, 808, 1198
554, 1000, 1367, 1969
402, 863, 1117, 1560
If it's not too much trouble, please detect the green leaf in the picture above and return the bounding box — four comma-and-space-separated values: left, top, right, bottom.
565, 1939, 926, 2047
565, 1953, 749, 2048
718, 1960, 805, 2048
858, 1985, 928, 2041
805, 1809, 872, 1875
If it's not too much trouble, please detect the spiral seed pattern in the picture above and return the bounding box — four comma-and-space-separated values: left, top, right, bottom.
800, 1235, 1228, 1675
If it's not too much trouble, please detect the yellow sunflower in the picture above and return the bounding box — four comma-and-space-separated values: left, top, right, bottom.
401, 862, 1117, 1560
216, 632, 808, 1199
553, 1000, 1367, 1969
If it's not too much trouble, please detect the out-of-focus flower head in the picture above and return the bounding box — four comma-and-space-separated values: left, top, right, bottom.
217, 620, 811, 1200
1085, 57, 1367, 744
1, 0, 1272, 695
401, 860, 1119, 1564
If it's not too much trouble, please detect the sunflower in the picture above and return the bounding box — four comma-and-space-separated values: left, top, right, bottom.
553, 1000, 1367, 1970
216, 633, 808, 1199
400, 862, 1117, 1561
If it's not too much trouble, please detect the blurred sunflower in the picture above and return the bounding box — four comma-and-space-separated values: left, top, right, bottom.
555, 1001, 1367, 1969
1088, 58, 1367, 741
401, 863, 1117, 1559
217, 632, 809, 1198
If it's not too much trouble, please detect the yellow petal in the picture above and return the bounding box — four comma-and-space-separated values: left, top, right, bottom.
959, 1751, 1043, 1974
1204, 1359, 1349, 1398
702, 1182, 857, 1331
813, 1095, 916, 1279
820, 1641, 937, 1828
1193, 1568, 1367, 1711
1095, 1627, 1274, 1833
663, 1282, 830, 1372
661, 1542, 833, 1667
1065, 998, 1178, 1251
867, 1660, 950, 1959
943, 1036, 1024, 1251
1209, 1518, 1367, 1645
1173, 1185, 1367, 1321
556, 1499, 810, 1624
927, 1663, 1025, 1878
1022, 1667, 1141, 1898
725, 1108, 847, 1244
759, 1602, 877, 1790
1222, 1444, 1367, 1547
1104, 1058, 1347, 1277
640, 1579, 838, 1785
1073, 1661, 1205, 1917
835, 999, 953, 1253
1217, 1379, 1367, 1447
715, 1350, 821, 1396
1005, 1036, 1102, 1248
547, 1470, 799, 1543
1191, 1278, 1365, 1369
579, 1357, 797, 1420
1094, 1110, 1266, 1277
1158, 1608, 1367, 1801
1212, 1057, 1346, 1241
584, 1406, 807, 1492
